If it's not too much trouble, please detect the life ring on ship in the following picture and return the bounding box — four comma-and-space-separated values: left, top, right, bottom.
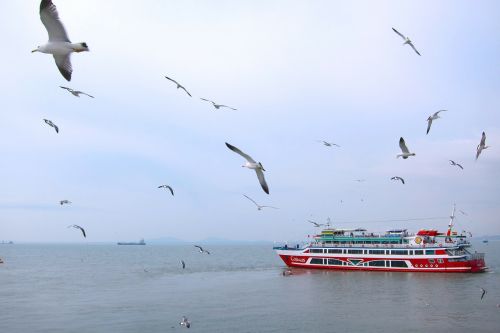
415, 237, 422, 244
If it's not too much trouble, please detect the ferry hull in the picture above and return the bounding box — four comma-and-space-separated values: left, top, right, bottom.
277, 251, 486, 273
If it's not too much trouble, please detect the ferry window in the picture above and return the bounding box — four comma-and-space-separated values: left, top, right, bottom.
437, 259, 444, 264
328, 259, 342, 265
391, 261, 408, 268
328, 249, 342, 254
347, 249, 363, 254
391, 250, 407, 255
409, 250, 413, 255
369, 250, 385, 255
310, 258, 323, 265
311, 249, 323, 253
415, 250, 423, 255
425, 250, 435, 255
368, 261, 385, 267
428, 259, 435, 264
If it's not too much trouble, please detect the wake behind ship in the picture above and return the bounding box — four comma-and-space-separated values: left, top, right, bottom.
274, 206, 486, 273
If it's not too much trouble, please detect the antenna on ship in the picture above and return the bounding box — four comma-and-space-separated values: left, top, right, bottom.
445, 203, 456, 243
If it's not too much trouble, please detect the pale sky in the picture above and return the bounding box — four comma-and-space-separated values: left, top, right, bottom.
1, 0, 499, 242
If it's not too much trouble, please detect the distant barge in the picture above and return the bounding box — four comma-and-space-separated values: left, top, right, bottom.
117, 239, 146, 245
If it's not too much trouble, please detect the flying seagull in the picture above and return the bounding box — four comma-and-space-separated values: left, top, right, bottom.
476, 132, 489, 160
43, 119, 59, 133
194, 245, 210, 255
67, 224, 86, 238
317, 140, 340, 147
354, 179, 366, 183
179, 316, 191, 328
60, 86, 94, 98
449, 160, 464, 170
181, 260, 186, 269
164, 76, 192, 97
32, 0, 89, 81
426, 110, 446, 134
59, 200, 72, 205
391, 176, 405, 184
397, 137, 415, 159
308, 220, 325, 228
243, 194, 278, 211
392, 27, 421, 56
200, 98, 237, 110
158, 185, 174, 196
480, 288, 487, 300
225, 142, 269, 194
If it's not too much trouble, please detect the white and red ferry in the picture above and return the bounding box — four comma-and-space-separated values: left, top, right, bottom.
275, 207, 486, 273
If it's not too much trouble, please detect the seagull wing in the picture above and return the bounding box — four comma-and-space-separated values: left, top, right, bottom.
426, 118, 433, 134
80, 92, 94, 98
179, 86, 192, 97
261, 206, 279, 209
434, 110, 447, 116
225, 142, 256, 163
200, 98, 214, 103
40, 0, 70, 42
457, 163, 463, 170
59, 86, 72, 92
194, 245, 203, 251
399, 137, 409, 153
480, 132, 486, 147
392, 27, 406, 40
164, 76, 178, 85
399, 177, 405, 184
181, 260, 185, 269
166, 186, 174, 196
53, 124, 59, 133
53, 54, 72, 81
409, 42, 421, 56
255, 169, 269, 194
219, 105, 237, 110
243, 194, 259, 207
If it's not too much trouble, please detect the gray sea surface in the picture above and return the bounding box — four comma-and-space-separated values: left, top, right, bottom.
1, 241, 499, 332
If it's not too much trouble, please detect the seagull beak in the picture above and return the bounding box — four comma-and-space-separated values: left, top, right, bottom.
31, 49, 38, 53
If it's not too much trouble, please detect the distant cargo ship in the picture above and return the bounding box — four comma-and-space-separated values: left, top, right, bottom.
274, 205, 486, 273
117, 239, 146, 245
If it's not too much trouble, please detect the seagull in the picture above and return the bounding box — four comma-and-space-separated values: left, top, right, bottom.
391, 176, 405, 184
449, 160, 464, 170
67, 224, 86, 238
59, 200, 72, 205
181, 260, 186, 269
59, 86, 94, 98
243, 194, 278, 211
282, 269, 293, 276
397, 137, 415, 159
158, 185, 174, 196
32, 0, 89, 81
200, 98, 237, 110
225, 142, 269, 194
426, 110, 447, 134
480, 288, 487, 300
164, 76, 192, 97
317, 140, 340, 147
308, 220, 325, 228
354, 179, 366, 183
392, 27, 421, 56
476, 132, 489, 160
194, 245, 210, 255
179, 316, 191, 328
43, 119, 59, 133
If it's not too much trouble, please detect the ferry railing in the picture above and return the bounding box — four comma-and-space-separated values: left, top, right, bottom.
308, 241, 470, 249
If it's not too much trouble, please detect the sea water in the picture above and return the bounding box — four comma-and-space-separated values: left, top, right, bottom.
1, 242, 499, 332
